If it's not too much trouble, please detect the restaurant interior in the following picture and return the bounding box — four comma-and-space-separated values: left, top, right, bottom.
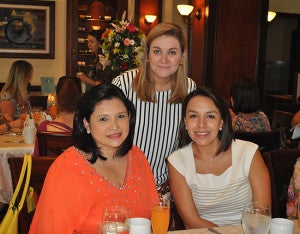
0, 0, 299, 109
0, 0, 300, 233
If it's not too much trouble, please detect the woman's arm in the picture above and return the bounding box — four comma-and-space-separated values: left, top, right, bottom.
291, 111, 300, 127
168, 163, 217, 229
76, 73, 100, 86
249, 149, 271, 206
0, 99, 14, 120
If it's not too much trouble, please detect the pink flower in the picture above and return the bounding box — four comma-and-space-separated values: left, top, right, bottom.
123, 38, 131, 46
126, 23, 136, 32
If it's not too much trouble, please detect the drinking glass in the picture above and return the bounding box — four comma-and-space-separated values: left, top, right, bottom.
31, 107, 43, 126
19, 106, 28, 122
151, 195, 170, 234
100, 205, 130, 234
49, 104, 58, 119
242, 202, 271, 234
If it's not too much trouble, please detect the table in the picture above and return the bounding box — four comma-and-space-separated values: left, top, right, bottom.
0, 133, 34, 204
168, 225, 243, 233
167, 219, 300, 233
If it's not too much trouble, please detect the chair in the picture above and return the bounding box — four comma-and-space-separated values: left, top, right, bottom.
262, 148, 300, 218
36, 131, 73, 156
29, 96, 48, 110
271, 110, 294, 129
233, 129, 284, 153
8, 156, 56, 234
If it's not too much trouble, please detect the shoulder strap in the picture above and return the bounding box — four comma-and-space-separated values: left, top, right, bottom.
48, 122, 72, 132
18, 154, 32, 210
9, 154, 32, 211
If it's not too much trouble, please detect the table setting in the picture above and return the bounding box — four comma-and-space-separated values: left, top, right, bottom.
97, 198, 300, 234
0, 110, 41, 205
0, 131, 34, 205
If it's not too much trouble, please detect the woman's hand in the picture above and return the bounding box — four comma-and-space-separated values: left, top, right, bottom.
76, 72, 88, 82
10, 119, 23, 129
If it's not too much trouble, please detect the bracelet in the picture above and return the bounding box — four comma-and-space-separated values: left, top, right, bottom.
6, 122, 11, 131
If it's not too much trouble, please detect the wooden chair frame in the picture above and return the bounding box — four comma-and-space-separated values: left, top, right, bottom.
233, 129, 284, 153
262, 148, 300, 218
36, 131, 73, 156
8, 156, 56, 234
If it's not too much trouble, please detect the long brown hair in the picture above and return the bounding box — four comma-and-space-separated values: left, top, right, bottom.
1, 60, 33, 105
132, 22, 189, 103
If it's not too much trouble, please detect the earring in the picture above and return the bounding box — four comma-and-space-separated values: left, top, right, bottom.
180, 61, 183, 65
185, 126, 188, 129
219, 127, 223, 131
87, 129, 90, 134
147, 59, 150, 62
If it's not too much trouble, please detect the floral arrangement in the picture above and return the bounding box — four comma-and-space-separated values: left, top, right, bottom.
101, 11, 146, 76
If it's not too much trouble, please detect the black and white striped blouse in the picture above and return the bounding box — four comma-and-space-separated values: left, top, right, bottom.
112, 69, 196, 187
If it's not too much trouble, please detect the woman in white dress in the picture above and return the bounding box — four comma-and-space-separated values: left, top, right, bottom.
168, 86, 271, 229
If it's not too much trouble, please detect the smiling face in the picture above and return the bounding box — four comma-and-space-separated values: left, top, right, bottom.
83, 98, 130, 156
148, 35, 185, 81
87, 34, 99, 53
184, 95, 224, 148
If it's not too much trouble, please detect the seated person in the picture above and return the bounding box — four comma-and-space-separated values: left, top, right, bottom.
287, 158, 300, 219
168, 87, 271, 229
230, 79, 271, 132
29, 84, 158, 233
33, 76, 82, 156
291, 110, 300, 127
0, 60, 33, 133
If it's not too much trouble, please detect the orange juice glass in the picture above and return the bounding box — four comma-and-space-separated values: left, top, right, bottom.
49, 104, 58, 119
19, 113, 27, 122
151, 196, 170, 234
31, 107, 43, 125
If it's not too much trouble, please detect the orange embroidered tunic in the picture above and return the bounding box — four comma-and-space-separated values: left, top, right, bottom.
29, 146, 158, 233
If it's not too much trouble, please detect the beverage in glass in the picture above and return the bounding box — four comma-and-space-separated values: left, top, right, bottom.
242, 202, 271, 234
151, 195, 170, 234
19, 113, 27, 122
49, 104, 58, 119
100, 205, 130, 234
31, 107, 43, 125
102, 222, 129, 234
19, 105, 29, 122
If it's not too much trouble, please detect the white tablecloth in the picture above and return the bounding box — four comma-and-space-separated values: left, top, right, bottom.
168, 220, 300, 233
0, 133, 34, 204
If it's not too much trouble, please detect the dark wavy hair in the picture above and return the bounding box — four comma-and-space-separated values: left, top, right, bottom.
72, 83, 136, 163
178, 86, 233, 155
56, 76, 82, 113
230, 79, 261, 113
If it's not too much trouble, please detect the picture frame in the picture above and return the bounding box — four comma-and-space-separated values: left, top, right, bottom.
0, 1, 55, 59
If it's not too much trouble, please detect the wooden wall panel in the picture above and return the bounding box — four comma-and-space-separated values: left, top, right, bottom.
213, 0, 262, 99
191, 0, 268, 100
190, 0, 205, 84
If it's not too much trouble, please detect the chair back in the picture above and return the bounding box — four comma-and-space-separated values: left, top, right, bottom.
29, 96, 48, 110
262, 148, 300, 218
272, 110, 293, 129
8, 156, 56, 234
233, 129, 284, 153
36, 131, 73, 156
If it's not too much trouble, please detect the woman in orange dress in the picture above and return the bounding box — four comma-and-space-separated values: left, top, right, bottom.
29, 84, 158, 233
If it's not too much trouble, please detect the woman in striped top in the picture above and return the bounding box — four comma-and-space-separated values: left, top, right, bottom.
168, 87, 271, 228
112, 22, 196, 188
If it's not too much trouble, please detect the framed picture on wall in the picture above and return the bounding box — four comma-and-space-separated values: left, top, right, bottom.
0, 1, 55, 59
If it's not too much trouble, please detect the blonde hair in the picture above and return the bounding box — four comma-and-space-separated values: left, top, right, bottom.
132, 22, 189, 103
1, 60, 33, 105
